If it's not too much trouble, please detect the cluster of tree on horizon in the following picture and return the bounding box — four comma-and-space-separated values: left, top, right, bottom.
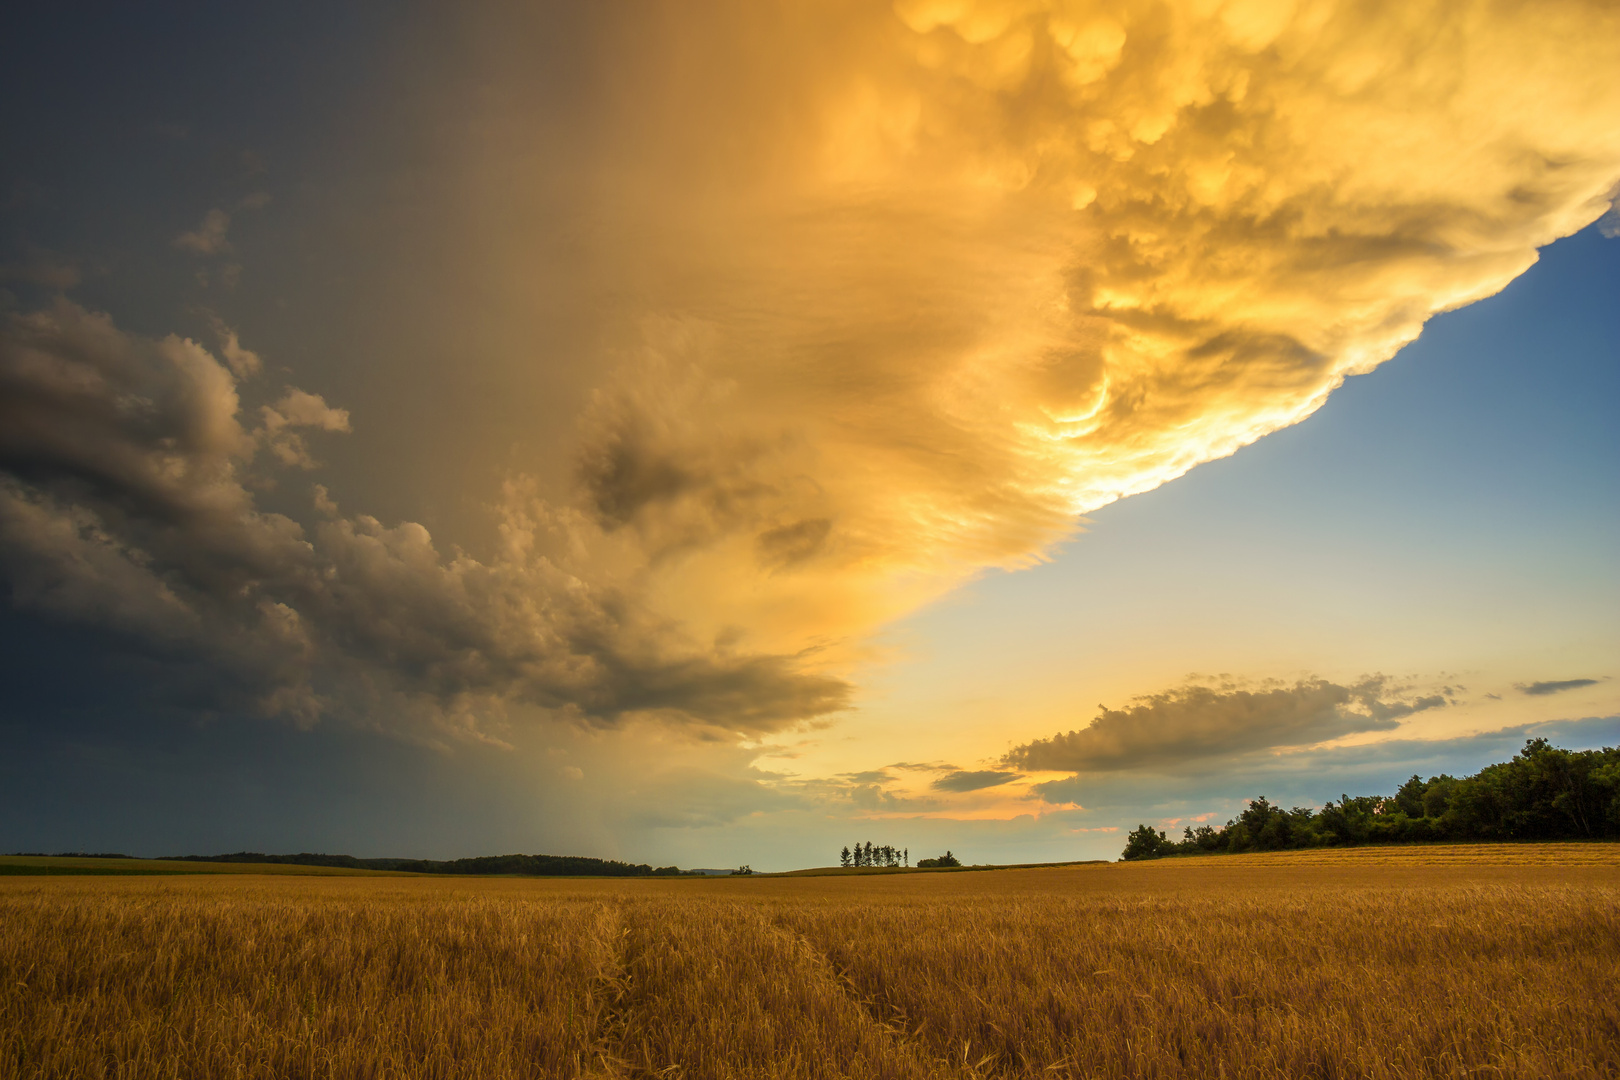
837, 844, 965, 869
842, 842, 907, 867
1122, 739, 1620, 860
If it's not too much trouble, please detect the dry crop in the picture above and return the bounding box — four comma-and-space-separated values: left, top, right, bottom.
3, 852, 1617, 1079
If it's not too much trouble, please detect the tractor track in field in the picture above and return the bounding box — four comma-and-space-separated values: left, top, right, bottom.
765, 914, 964, 1080
582, 901, 639, 1080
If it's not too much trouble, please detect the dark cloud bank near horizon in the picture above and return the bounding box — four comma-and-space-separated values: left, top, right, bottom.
0, 300, 849, 743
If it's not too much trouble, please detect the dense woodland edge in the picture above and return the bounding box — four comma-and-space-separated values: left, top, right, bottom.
1122, 738, 1620, 860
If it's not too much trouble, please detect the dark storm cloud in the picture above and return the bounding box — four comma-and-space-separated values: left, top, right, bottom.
1005, 677, 1446, 774
1518, 678, 1600, 696
0, 301, 848, 739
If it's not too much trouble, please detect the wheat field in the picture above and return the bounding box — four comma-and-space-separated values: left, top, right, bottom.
3, 850, 1618, 1079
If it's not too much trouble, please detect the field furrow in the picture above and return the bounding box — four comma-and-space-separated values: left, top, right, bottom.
608, 897, 943, 1079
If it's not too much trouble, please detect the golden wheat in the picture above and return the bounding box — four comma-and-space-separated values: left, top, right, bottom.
2, 854, 1617, 1079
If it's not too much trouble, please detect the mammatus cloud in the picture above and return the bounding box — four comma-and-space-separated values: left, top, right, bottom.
0, 301, 847, 740
1005, 677, 1447, 773
1518, 678, 1601, 697
465, 0, 1620, 662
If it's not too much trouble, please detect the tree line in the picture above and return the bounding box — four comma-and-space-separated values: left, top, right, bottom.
1122, 738, 1620, 860
159, 852, 690, 876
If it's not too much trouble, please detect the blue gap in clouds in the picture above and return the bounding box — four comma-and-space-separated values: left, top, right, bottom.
1098, 222, 1620, 567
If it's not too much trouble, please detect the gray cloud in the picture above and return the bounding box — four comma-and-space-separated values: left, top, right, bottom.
173, 209, 231, 255
0, 301, 848, 739
840, 770, 893, 784
775, 767, 949, 815
1006, 677, 1446, 774
204, 315, 262, 378
1519, 678, 1600, 696
932, 769, 1021, 793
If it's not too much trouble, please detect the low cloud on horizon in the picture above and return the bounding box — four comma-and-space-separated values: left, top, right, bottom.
1519, 678, 1602, 696
932, 769, 1022, 793
1005, 677, 1448, 775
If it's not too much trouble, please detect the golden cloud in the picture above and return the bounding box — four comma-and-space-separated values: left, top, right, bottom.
4, 1, 1619, 739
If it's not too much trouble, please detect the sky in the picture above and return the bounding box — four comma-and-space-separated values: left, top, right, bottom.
1, 0, 1616, 869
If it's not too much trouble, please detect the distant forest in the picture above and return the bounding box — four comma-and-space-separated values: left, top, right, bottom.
159, 853, 689, 876
1122, 738, 1620, 860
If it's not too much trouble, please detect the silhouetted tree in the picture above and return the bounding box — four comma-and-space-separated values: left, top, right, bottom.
1122, 825, 1171, 860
